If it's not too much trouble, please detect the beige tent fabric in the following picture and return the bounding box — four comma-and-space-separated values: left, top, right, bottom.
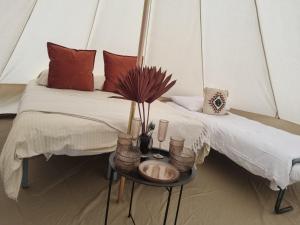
230, 108, 300, 136
0, 0, 37, 74
0, 84, 25, 114
0, 117, 300, 225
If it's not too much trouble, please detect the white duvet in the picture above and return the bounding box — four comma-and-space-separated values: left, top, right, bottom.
0, 81, 209, 199
168, 102, 300, 189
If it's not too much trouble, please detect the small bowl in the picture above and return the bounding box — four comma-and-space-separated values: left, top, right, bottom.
169, 158, 193, 172
169, 137, 185, 155
169, 150, 195, 163
169, 145, 184, 155
115, 157, 139, 172
116, 149, 141, 159
115, 153, 140, 163
169, 148, 195, 172
115, 154, 140, 163
170, 136, 185, 146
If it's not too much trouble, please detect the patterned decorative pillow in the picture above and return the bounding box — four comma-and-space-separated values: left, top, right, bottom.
203, 87, 229, 115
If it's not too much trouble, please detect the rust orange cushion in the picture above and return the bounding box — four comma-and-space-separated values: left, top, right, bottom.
103, 50, 137, 93
47, 42, 96, 91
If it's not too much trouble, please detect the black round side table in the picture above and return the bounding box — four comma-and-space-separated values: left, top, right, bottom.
104, 148, 196, 225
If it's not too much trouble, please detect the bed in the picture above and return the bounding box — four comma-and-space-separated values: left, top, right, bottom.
0, 80, 209, 200
167, 101, 300, 213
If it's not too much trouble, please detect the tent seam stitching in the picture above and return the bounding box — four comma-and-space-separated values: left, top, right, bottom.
0, 0, 39, 83
254, 0, 280, 119
85, 0, 102, 49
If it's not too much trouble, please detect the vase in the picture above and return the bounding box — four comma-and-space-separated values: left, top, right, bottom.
138, 133, 153, 155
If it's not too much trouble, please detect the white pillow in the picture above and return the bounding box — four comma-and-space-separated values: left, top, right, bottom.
170, 96, 204, 112
36, 69, 105, 90
93, 75, 105, 90
36, 69, 48, 86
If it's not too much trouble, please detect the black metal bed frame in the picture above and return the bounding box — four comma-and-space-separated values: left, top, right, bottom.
274, 187, 293, 214
274, 158, 300, 214
21, 158, 29, 189
21, 157, 298, 215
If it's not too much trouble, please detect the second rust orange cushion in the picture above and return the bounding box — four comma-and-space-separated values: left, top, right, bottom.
103, 51, 137, 93
47, 42, 96, 91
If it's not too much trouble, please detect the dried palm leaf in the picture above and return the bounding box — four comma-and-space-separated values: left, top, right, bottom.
116, 66, 176, 134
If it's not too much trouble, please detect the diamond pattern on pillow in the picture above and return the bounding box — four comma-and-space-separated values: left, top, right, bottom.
203, 88, 229, 115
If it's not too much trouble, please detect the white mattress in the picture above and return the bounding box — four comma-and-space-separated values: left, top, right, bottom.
0, 81, 210, 200
14, 111, 119, 157
167, 102, 300, 188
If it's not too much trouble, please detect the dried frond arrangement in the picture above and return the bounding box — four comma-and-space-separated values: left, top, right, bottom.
117, 66, 176, 134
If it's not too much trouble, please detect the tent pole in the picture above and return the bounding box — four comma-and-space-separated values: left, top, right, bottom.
254, 0, 280, 119
118, 0, 152, 202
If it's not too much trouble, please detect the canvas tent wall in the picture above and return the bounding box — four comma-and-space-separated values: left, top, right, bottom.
0, 0, 299, 124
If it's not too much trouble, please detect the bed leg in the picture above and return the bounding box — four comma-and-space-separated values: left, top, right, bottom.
106, 163, 118, 181
274, 187, 293, 214
21, 158, 29, 189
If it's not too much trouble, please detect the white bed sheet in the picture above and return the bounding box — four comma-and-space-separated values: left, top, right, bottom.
0, 111, 119, 200
0, 81, 210, 200
167, 102, 300, 188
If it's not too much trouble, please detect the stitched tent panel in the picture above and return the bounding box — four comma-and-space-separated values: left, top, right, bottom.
0, 0, 300, 124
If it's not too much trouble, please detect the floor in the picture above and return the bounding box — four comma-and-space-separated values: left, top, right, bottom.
0, 117, 300, 225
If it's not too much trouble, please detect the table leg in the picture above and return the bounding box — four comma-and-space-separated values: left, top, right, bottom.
128, 181, 135, 217
174, 185, 183, 225
106, 163, 118, 181
118, 176, 126, 202
163, 187, 173, 225
104, 168, 113, 225
128, 181, 136, 225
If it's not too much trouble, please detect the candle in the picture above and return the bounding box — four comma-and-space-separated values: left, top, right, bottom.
131, 118, 141, 140
158, 119, 169, 142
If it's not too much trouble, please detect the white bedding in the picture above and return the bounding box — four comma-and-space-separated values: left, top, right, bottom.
0, 81, 209, 199
167, 102, 300, 189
